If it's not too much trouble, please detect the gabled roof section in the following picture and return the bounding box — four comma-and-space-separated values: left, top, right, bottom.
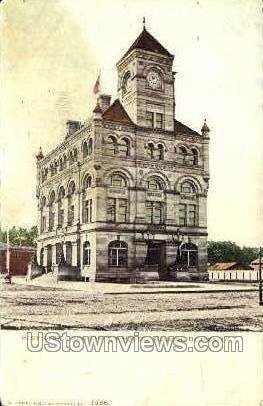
174, 120, 201, 137
209, 262, 237, 271
102, 99, 134, 125
121, 27, 173, 61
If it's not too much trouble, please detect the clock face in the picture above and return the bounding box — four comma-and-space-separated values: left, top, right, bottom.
147, 71, 161, 89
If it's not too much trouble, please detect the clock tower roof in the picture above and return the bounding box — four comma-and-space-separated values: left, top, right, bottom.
121, 27, 173, 61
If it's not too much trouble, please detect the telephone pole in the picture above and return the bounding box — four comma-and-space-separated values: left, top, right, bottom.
259, 247, 262, 306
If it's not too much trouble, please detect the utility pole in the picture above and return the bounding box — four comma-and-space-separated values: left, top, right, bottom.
259, 247, 262, 306
6, 229, 10, 276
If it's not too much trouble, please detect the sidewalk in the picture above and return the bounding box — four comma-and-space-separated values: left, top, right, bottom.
11, 275, 258, 295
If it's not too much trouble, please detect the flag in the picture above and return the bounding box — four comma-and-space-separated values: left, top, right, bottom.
93, 73, 101, 95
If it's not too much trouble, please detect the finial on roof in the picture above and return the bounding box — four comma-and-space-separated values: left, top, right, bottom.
201, 118, 210, 134
143, 16, 146, 29
36, 146, 44, 161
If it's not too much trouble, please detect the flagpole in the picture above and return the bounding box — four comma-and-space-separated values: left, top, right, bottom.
6, 228, 10, 276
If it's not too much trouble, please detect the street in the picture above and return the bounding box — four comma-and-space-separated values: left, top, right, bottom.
1, 282, 263, 331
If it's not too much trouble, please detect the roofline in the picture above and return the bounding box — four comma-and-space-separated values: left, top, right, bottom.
117, 47, 174, 67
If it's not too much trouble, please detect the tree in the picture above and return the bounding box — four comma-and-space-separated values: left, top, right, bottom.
208, 241, 258, 267
0, 226, 38, 247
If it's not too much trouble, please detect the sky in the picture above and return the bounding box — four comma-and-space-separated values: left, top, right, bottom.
0, 0, 262, 246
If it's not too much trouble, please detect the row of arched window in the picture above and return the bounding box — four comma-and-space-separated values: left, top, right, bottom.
41, 139, 93, 183
39, 173, 199, 233
106, 136, 130, 157
177, 146, 198, 166
40, 241, 198, 269
109, 173, 198, 195
40, 173, 198, 206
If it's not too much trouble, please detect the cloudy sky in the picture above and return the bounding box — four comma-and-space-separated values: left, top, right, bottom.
1, 0, 262, 246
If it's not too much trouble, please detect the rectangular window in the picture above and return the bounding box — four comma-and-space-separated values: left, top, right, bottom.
83, 199, 92, 223
41, 215, 46, 233
118, 199, 127, 223
179, 204, 187, 226
146, 201, 163, 224
153, 202, 162, 224
146, 111, 154, 128
83, 243, 91, 265
146, 201, 153, 224
107, 198, 116, 222
155, 113, 163, 129
68, 205, 74, 226
58, 208, 64, 228
107, 199, 128, 223
188, 205, 196, 226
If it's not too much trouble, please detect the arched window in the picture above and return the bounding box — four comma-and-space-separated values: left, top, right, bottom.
68, 181, 75, 196
54, 161, 58, 174
49, 191, 55, 230
40, 196, 46, 233
181, 181, 195, 194
83, 141, 88, 158
69, 151, 74, 165
108, 240, 128, 267
147, 143, 154, 160
122, 71, 131, 95
67, 181, 75, 226
50, 163, 55, 176
82, 175, 92, 223
59, 157, 63, 171
107, 136, 118, 156
181, 243, 198, 267
88, 138, 93, 155
83, 241, 91, 265
83, 174, 92, 189
119, 138, 130, 157
192, 149, 198, 166
146, 178, 162, 191
155, 144, 164, 161
188, 149, 198, 166
178, 146, 187, 164
58, 187, 65, 227
73, 148, 78, 162
65, 242, 72, 265
63, 154, 67, 169
110, 174, 126, 188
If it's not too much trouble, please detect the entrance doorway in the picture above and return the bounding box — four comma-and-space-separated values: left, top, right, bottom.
47, 245, 52, 271
145, 241, 166, 272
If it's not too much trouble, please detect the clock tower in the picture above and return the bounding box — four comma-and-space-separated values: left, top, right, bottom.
116, 26, 175, 132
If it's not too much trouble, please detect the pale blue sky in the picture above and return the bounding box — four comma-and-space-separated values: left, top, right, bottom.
1, 0, 262, 246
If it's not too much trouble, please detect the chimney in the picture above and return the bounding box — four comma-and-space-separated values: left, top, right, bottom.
66, 120, 81, 137
98, 94, 111, 113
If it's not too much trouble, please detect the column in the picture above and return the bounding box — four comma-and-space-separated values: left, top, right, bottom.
135, 189, 146, 223
166, 192, 176, 225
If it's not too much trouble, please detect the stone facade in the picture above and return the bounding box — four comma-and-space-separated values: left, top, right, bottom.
36, 27, 210, 282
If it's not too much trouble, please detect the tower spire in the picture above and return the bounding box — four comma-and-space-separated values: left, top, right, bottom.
143, 16, 146, 29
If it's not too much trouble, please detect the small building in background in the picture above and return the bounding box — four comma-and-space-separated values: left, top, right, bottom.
250, 257, 261, 272
209, 262, 251, 271
0, 243, 36, 276
209, 262, 257, 282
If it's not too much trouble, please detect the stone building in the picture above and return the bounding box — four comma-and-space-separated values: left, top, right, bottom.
36, 26, 210, 282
